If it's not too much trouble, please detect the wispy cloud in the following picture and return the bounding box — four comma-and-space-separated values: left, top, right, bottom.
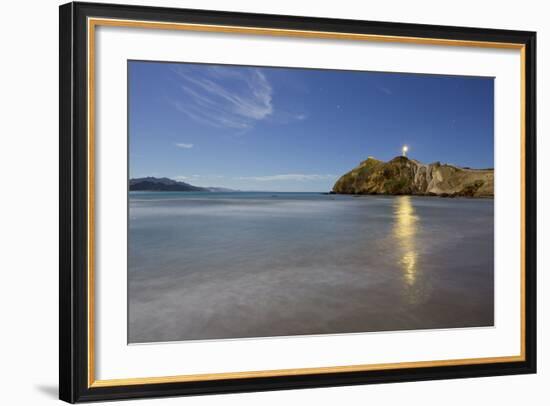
237, 174, 336, 182
174, 174, 224, 181
378, 86, 393, 95
175, 143, 194, 149
171, 66, 273, 129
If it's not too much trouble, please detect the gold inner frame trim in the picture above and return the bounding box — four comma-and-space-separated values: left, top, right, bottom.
87, 17, 527, 388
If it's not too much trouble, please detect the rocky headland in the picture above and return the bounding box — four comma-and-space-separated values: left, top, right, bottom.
332, 156, 493, 197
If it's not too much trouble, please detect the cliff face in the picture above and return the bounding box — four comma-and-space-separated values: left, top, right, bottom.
332, 156, 493, 197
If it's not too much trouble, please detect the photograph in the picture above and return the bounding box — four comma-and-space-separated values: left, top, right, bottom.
128, 61, 495, 343
55, 1, 537, 402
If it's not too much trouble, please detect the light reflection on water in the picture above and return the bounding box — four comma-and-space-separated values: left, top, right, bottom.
393, 196, 419, 287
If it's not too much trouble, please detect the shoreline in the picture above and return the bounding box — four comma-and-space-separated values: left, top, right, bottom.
129, 190, 494, 199
326, 191, 494, 199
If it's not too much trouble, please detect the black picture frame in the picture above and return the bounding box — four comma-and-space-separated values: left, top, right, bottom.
60, 1, 537, 403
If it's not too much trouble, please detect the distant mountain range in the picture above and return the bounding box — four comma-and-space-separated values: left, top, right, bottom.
129, 177, 236, 192
332, 156, 493, 197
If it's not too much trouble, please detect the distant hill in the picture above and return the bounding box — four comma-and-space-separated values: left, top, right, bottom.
332, 156, 493, 197
129, 177, 207, 192
129, 177, 237, 192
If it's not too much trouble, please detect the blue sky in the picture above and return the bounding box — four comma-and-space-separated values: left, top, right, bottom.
129, 61, 494, 192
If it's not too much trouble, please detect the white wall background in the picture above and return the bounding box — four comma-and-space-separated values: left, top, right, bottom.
0, 0, 546, 404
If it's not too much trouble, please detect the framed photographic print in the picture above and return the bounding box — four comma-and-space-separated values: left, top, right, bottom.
59, 2, 537, 403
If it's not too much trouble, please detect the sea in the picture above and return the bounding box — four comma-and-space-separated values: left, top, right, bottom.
128, 192, 494, 343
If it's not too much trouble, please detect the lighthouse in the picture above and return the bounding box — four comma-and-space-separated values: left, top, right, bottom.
402, 145, 409, 157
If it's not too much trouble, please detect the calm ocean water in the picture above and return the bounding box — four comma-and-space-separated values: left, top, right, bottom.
128, 192, 494, 343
